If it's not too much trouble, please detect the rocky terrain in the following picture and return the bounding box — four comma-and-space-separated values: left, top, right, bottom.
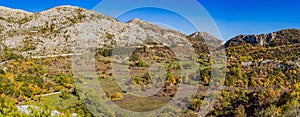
0, 5, 222, 58
225, 29, 300, 47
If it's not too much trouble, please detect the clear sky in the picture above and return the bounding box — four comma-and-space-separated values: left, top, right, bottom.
0, 0, 299, 41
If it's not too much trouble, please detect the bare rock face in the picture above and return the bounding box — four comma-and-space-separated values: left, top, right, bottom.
225, 29, 300, 47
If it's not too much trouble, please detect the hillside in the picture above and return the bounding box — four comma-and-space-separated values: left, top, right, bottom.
0, 6, 299, 117
0, 5, 222, 116
0, 6, 214, 57
225, 29, 300, 47
221, 29, 300, 116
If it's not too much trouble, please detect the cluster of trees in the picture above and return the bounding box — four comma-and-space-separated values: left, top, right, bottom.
204, 85, 300, 116
0, 59, 47, 99
0, 58, 77, 99
202, 42, 300, 116
0, 53, 92, 116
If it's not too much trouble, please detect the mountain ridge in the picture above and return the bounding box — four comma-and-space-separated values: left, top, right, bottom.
225, 28, 300, 47
0, 5, 225, 56
0, 5, 299, 55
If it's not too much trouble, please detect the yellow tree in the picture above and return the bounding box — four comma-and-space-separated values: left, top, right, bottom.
167, 75, 176, 85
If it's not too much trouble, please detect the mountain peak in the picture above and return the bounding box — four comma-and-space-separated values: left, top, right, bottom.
187, 31, 224, 50
126, 18, 152, 25
189, 31, 223, 43
0, 6, 33, 14
189, 32, 213, 38
39, 5, 87, 14
0, 6, 33, 23
45, 5, 83, 11
127, 18, 143, 23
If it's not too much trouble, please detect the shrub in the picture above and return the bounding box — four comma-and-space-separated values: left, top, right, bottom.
110, 92, 123, 101
190, 98, 203, 112
129, 53, 139, 61
136, 60, 148, 67
60, 88, 70, 99
250, 79, 257, 86
22, 38, 37, 51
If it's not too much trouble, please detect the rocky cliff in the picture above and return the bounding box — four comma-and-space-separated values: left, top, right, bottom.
225, 29, 300, 47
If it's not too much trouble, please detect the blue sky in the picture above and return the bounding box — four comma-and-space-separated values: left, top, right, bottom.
0, 0, 299, 41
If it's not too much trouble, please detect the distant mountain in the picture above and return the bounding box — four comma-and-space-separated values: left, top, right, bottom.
188, 32, 224, 51
225, 29, 300, 48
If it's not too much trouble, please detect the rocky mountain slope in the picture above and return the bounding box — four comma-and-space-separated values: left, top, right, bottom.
0, 5, 222, 57
1, 5, 122, 56
0, 5, 298, 58
225, 29, 300, 47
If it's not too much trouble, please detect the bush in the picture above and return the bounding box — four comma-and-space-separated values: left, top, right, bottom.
60, 88, 70, 99
22, 38, 37, 51
129, 53, 139, 61
97, 48, 112, 57
135, 60, 148, 67
190, 98, 203, 112
110, 92, 123, 101
250, 79, 257, 86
